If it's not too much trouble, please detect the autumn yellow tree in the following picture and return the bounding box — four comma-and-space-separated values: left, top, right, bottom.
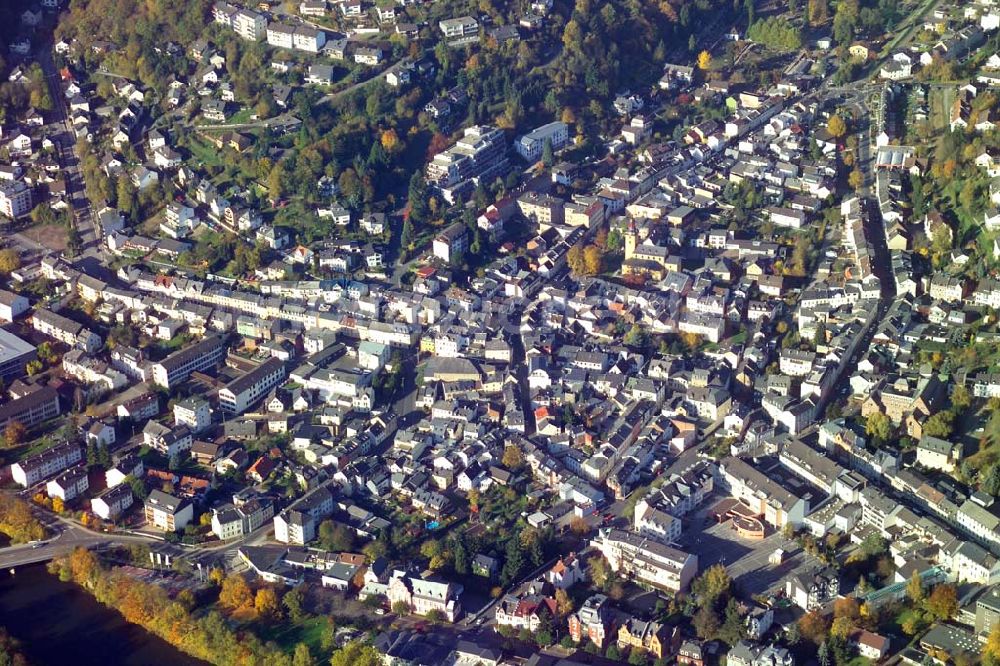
986, 623, 1000, 664
906, 570, 924, 603
926, 584, 958, 621
555, 588, 574, 617
3, 421, 26, 448
52, 497, 64, 514
502, 444, 524, 470
569, 516, 590, 536
583, 244, 604, 275
830, 616, 853, 640
827, 114, 847, 139
698, 50, 712, 70
0, 250, 21, 275
848, 169, 864, 190
219, 574, 253, 612
798, 611, 829, 645
255, 587, 281, 620
208, 568, 225, 586
68, 547, 100, 589
381, 129, 402, 154
567, 243, 585, 275
833, 597, 860, 622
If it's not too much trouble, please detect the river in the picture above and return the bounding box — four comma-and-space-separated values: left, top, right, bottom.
0, 564, 208, 665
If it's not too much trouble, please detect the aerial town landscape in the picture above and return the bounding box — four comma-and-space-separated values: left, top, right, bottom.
4, 0, 1000, 663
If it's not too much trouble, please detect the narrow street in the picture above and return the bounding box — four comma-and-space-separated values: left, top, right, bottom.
36, 39, 105, 260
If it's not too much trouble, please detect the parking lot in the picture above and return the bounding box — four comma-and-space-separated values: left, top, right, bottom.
679, 500, 823, 597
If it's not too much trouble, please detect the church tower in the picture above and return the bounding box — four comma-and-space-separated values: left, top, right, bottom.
624, 219, 638, 262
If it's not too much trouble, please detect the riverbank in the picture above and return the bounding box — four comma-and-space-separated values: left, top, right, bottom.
47, 548, 293, 666
0, 564, 207, 665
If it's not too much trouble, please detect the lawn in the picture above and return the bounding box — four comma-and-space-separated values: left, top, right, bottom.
252, 615, 330, 653
183, 135, 227, 170
928, 86, 953, 133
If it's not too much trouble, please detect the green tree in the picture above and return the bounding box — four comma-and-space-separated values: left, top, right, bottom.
318, 520, 355, 552
283, 585, 308, 622
923, 411, 955, 439
541, 138, 554, 167
329, 643, 381, 666
951, 385, 972, 412
293, 643, 316, 666
453, 539, 469, 575
865, 412, 892, 443
693, 605, 720, 639
501, 533, 526, 586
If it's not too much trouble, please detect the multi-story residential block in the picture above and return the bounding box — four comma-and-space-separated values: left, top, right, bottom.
785, 569, 839, 611
273, 485, 334, 544
292, 25, 325, 52
211, 497, 274, 540
46, 466, 89, 501
105, 454, 144, 488
11, 440, 81, 487
232, 9, 267, 40
31, 308, 102, 353
144, 489, 193, 532
266, 22, 295, 49
716, 457, 810, 529
142, 421, 193, 458
0, 290, 29, 322
432, 223, 469, 263
517, 192, 565, 227
727, 641, 794, 666
150, 335, 227, 389
91, 484, 134, 521
0, 386, 62, 433
173, 396, 212, 433
568, 594, 610, 648
426, 125, 509, 202
593, 529, 698, 593
0, 179, 32, 219
116, 392, 159, 422
62, 349, 127, 392
915, 435, 962, 473
634, 462, 714, 543
495, 591, 557, 632
617, 618, 678, 661
514, 121, 569, 161
439, 16, 478, 38
218, 357, 285, 414
957, 495, 1000, 546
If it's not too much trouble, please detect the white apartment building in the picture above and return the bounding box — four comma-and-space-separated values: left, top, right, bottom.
218, 357, 285, 414
273, 486, 334, 544
439, 16, 478, 38
46, 466, 89, 501
233, 9, 267, 40
592, 529, 698, 593
0, 180, 32, 219
11, 441, 82, 488
174, 396, 212, 433
515, 121, 569, 161
91, 484, 134, 521
266, 22, 295, 49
